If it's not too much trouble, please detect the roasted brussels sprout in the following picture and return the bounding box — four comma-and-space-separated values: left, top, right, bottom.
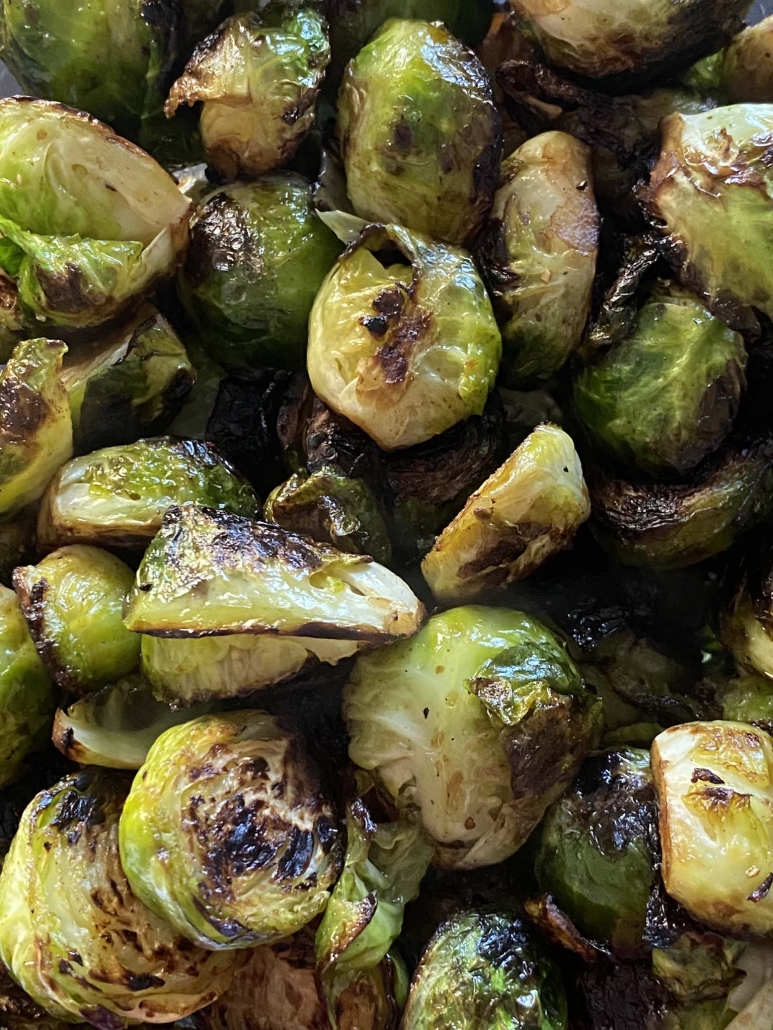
0, 767, 241, 1025
721, 542, 773, 681
344, 605, 602, 870
120, 710, 343, 949
167, 8, 330, 179
37, 437, 258, 551
574, 285, 747, 478
718, 673, 773, 730
652, 721, 773, 937
478, 131, 599, 384
651, 931, 745, 1005
422, 423, 590, 601
401, 908, 568, 1029
0, 99, 191, 335
178, 176, 342, 372
307, 224, 501, 451
687, 16, 773, 104
168, 337, 227, 441
337, 19, 501, 246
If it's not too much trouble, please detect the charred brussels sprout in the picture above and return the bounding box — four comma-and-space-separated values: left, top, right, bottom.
37, 437, 258, 551
166, 8, 330, 179
344, 606, 601, 870
307, 224, 501, 451
574, 286, 747, 478
715, 16, 773, 103
401, 909, 568, 1029
337, 19, 501, 246
120, 711, 343, 949
13, 546, 139, 694
422, 423, 590, 601
0, 99, 190, 335
721, 542, 773, 681
179, 176, 342, 372
0, 768, 241, 1025
0, 338, 72, 517
478, 131, 599, 385
652, 721, 773, 937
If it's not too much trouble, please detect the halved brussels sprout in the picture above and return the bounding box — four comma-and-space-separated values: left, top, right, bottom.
401, 908, 568, 1029
13, 545, 139, 695
337, 19, 501, 246
124, 504, 423, 640
652, 932, 745, 1005
0, 99, 191, 334
422, 423, 590, 600
652, 721, 773, 937
178, 176, 342, 372
61, 308, 196, 453
0, 768, 242, 1025
0, 338, 72, 517
344, 605, 601, 870
574, 285, 746, 478
166, 8, 330, 179
120, 710, 343, 949
307, 224, 501, 451
37, 437, 258, 550
477, 131, 599, 385
686, 17, 773, 105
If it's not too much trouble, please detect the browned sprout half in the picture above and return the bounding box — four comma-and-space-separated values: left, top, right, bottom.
687, 16, 773, 103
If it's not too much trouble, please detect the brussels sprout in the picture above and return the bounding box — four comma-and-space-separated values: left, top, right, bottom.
687, 17, 773, 104
574, 286, 746, 478
168, 336, 227, 440
477, 131, 599, 384
337, 19, 501, 246
344, 606, 601, 870
422, 423, 590, 600
166, 8, 329, 180
652, 933, 745, 1005
401, 908, 568, 1029
60, 309, 196, 453
37, 437, 258, 551
0, 99, 191, 335
124, 503, 423, 640
0, 337, 72, 518
721, 543, 773, 681
120, 710, 343, 949
307, 224, 501, 451
718, 673, 773, 729
178, 176, 342, 372
13, 545, 139, 694
0, 768, 241, 1025
652, 721, 773, 937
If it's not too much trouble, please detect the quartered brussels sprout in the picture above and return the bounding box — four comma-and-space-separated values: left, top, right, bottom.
166, 8, 330, 179
124, 503, 423, 640
478, 131, 599, 385
0, 585, 55, 790
652, 721, 773, 937
38, 437, 258, 551
0, 338, 72, 518
0, 768, 241, 1026
574, 285, 747, 478
722, 543, 773, 681
179, 176, 342, 372
337, 19, 501, 246
422, 423, 590, 601
401, 908, 568, 1030
14, 545, 139, 695
344, 606, 602, 870
61, 309, 196, 453
120, 711, 343, 949
0, 99, 191, 335
307, 224, 501, 451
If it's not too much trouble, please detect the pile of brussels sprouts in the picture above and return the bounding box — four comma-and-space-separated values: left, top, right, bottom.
3, 0, 773, 1027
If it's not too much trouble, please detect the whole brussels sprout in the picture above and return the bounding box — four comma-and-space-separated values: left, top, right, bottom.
13, 545, 139, 695
0, 767, 242, 1026
166, 8, 330, 180
721, 542, 773, 681
37, 437, 258, 551
344, 606, 602, 870
0, 99, 191, 335
120, 710, 344, 949
337, 19, 501, 246
178, 176, 342, 372
478, 131, 599, 385
307, 223, 501, 451
422, 423, 590, 601
574, 285, 747, 478
401, 908, 568, 1029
